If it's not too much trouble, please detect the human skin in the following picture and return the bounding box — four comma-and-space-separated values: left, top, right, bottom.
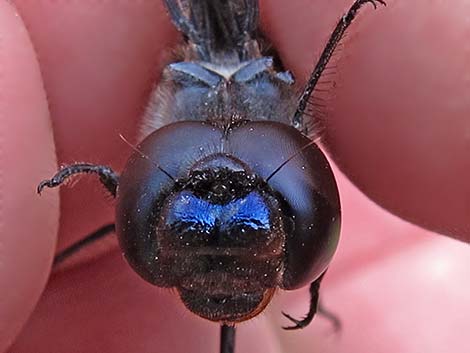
1, 0, 469, 352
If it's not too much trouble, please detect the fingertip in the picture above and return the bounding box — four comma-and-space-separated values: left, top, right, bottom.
322, 0, 470, 242
0, 1, 59, 350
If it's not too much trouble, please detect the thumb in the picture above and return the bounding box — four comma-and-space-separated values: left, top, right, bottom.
0, 1, 58, 351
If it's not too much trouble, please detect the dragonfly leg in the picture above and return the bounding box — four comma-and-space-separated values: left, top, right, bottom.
220, 324, 236, 353
38, 163, 119, 197
282, 271, 342, 331
53, 223, 116, 266
292, 0, 386, 130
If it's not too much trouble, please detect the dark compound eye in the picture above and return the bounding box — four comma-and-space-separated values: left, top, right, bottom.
225, 121, 341, 289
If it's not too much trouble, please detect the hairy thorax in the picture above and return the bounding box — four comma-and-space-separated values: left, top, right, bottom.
140, 45, 297, 139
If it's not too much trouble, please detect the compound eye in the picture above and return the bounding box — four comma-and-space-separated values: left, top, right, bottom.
227, 122, 341, 289
115, 122, 224, 285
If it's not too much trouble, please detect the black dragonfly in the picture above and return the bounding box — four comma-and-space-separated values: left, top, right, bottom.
38, 1, 385, 352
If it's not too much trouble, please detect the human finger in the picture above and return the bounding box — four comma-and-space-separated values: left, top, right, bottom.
0, 1, 58, 351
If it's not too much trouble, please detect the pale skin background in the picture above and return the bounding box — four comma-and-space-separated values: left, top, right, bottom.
0, 0, 469, 352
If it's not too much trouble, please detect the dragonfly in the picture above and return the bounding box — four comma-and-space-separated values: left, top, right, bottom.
38, 1, 385, 352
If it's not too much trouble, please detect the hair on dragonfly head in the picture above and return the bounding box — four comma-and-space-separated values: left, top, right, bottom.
119, 133, 176, 183
265, 139, 318, 183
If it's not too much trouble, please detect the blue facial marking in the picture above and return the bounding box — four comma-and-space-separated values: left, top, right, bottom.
165, 190, 271, 234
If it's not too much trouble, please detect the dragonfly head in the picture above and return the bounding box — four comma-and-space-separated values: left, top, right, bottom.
116, 120, 340, 323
